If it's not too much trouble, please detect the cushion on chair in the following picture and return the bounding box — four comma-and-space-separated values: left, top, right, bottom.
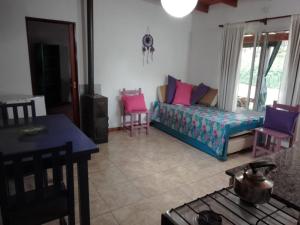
122, 94, 147, 113
264, 106, 299, 135
190, 83, 210, 105
166, 75, 179, 104
198, 88, 218, 107
157, 85, 167, 103
172, 81, 193, 106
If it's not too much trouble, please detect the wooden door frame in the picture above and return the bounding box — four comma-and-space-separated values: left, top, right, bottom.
25, 17, 80, 126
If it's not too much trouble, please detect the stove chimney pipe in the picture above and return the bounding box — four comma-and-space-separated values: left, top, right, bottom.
81, 0, 108, 144
87, 0, 94, 95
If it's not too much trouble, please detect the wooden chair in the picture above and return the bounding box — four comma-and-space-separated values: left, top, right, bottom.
252, 101, 300, 157
0, 100, 36, 127
120, 88, 150, 136
0, 142, 75, 225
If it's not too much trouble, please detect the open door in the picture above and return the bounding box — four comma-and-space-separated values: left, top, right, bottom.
26, 17, 80, 126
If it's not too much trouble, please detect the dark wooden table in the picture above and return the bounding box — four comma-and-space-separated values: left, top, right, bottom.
0, 114, 98, 225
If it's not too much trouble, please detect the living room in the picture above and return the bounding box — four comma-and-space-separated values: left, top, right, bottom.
0, 0, 300, 225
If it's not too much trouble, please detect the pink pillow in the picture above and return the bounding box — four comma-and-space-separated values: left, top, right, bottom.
172, 81, 193, 106
122, 94, 147, 113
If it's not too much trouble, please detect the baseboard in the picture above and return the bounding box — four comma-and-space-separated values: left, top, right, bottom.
109, 123, 153, 132
108, 127, 124, 132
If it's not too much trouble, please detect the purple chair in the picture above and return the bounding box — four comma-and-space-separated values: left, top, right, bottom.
252, 101, 300, 157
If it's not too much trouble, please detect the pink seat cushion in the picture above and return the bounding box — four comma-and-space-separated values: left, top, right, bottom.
172, 81, 193, 106
122, 94, 147, 113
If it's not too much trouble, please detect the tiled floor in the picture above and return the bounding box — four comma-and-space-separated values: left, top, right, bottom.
49, 127, 256, 225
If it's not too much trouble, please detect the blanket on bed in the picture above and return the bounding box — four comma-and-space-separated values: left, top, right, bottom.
152, 103, 263, 158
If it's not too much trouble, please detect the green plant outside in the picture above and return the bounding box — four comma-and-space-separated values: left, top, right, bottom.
239, 41, 288, 89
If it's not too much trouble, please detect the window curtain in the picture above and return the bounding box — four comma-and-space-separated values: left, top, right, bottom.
218, 23, 245, 111
284, 14, 300, 105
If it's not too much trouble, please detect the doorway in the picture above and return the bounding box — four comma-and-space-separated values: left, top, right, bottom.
26, 17, 80, 126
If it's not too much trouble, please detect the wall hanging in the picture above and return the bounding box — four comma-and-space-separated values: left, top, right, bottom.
142, 27, 155, 65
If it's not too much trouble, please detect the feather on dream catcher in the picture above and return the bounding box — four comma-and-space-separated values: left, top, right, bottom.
142, 27, 155, 65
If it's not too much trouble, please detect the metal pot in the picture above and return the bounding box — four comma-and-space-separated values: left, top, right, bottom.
233, 161, 276, 204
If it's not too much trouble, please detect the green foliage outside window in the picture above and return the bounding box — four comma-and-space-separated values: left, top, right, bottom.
239, 41, 288, 89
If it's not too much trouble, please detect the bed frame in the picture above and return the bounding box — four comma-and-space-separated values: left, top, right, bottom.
151, 119, 262, 160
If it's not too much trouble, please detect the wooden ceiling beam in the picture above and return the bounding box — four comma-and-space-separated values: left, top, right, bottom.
243, 33, 289, 44
220, 0, 238, 7
196, 2, 209, 13
195, 0, 238, 13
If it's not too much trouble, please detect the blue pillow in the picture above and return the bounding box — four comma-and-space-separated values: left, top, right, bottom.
190, 83, 210, 105
166, 75, 178, 104
264, 106, 299, 135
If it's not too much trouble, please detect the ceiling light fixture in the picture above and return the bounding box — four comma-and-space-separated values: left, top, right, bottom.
161, 0, 198, 18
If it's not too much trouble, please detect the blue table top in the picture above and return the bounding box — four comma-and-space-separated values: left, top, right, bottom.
0, 114, 98, 157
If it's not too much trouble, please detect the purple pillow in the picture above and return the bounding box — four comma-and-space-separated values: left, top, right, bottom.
264, 106, 299, 135
166, 75, 178, 104
190, 83, 210, 105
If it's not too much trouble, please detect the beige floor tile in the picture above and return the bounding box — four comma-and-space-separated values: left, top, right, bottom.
90, 212, 119, 225
112, 200, 161, 225
112, 186, 191, 225
88, 157, 115, 173
179, 173, 230, 200
83, 128, 254, 225
90, 164, 128, 186
131, 172, 185, 198
95, 181, 144, 211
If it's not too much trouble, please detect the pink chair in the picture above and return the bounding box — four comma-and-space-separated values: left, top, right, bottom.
252, 101, 300, 157
120, 88, 150, 137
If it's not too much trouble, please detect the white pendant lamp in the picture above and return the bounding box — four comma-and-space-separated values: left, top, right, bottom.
161, 0, 198, 18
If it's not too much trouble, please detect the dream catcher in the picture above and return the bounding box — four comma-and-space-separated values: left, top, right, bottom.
142, 27, 155, 65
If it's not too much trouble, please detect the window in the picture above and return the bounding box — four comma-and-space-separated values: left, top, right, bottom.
236, 32, 289, 111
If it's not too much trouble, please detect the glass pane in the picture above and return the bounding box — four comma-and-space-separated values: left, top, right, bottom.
257, 38, 289, 112
236, 34, 261, 110
249, 45, 261, 110
237, 47, 253, 108
265, 41, 288, 105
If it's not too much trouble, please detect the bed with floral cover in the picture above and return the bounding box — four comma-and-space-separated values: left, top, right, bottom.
151, 102, 263, 160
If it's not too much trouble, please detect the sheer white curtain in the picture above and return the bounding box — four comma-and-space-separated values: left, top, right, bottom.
218, 23, 245, 111
280, 14, 300, 142
282, 14, 300, 105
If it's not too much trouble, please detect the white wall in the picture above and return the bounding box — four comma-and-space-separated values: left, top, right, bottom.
187, 0, 300, 89
94, 0, 192, 127
0, 0, 85, 95
3, 0, 300, 128
0, 0, 192, 128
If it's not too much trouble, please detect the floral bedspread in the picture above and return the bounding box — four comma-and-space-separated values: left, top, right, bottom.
152, 103, 263, 157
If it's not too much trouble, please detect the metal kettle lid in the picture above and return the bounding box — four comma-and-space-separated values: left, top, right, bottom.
237, 160, 277, 183
244, 168, 266, 182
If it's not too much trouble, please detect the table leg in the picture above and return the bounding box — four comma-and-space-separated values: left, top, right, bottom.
77, 159, 90, 225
